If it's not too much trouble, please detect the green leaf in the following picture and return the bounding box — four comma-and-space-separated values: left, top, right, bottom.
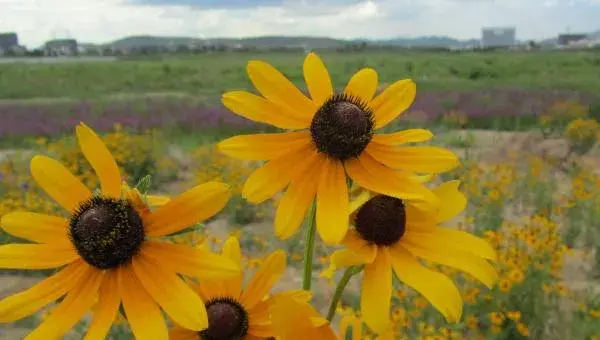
135, 175, 152, 195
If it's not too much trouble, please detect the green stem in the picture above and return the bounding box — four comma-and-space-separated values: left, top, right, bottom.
326, 266, 361, 322
302, 202, 317, 291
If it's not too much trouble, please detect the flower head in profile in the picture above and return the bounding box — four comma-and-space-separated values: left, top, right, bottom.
170, 236, 307, 340
322, 181, 498, 332
0, 123, 240, 340
270, 294, 394, 340
218, 52, 458, 245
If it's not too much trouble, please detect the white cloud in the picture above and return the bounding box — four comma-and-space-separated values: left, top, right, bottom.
0, 0, 598, 48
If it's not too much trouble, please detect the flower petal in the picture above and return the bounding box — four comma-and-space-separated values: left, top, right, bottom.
240, 250, 286, 310
247, 60, 317, 118
371, 129, 433, 146
340, 315, 363, 340
304, 52, 333, 106
218, 131, 312, 161
30, 155, 91, 213
316, 158, 349, 245
221, 237, 243, 298
0, 260, 87, 322
140, 240, 240, 279
145, 182, 230, 237
361, 249, 392, 333
1, 212, 70, 244
432, 180, 467, 223
169, 327, 198, 340
75, 123, 121, 198
146, 194, 170, 206
222, 91, 309, 129
0, 244, 78, 270
242, 143, 318, 204
270, 296, 337, 340
132, 254, 208, 331
402, 240, 498, 288
322, 249, 368, 279
344, 68, 378, 103
83, 272, 121, 340
366, 144, 459, 174
345, 153, 439, 212
389, 245, 462, 323
371, 79, 416, 129
118, 265, 168, 340
343, 230, 377, 263
274, 155, 322, 240
25, 266, 103, 340
403, 228, 497, 262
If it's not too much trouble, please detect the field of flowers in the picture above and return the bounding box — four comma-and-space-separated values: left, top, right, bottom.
0, 51, 599, 339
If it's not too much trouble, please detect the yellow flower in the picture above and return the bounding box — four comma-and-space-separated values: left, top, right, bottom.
489, 312, 505, 326
507, 310, 521, 321
516, 322, 530, 337
498, 279, 512, 292
217, 52, 458, 244
508, 269, 525, 284
170, 237, 298, 339
270, 295, 394, 340
322, 181, 497, 332
0, 123, 240, 340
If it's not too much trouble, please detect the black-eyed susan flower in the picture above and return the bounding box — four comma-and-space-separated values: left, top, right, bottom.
270, 294, 394, 340
170, 236, 306, 340
322, 180, 498, 332
217, 52, 458, 245
0, 123, 240, 340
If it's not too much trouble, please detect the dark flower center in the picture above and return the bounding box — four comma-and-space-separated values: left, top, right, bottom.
355, 195, 406, 246
309, 94, 374, 161
69, 196, 145, 269
199, 298, 249, 340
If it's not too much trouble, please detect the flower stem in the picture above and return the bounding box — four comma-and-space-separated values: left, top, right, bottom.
327, 266, 361, 322
302, 202, 317, 291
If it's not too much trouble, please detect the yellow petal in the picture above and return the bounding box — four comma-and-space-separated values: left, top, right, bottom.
304, 52, 333, 106
25, 266, 104, 340
343, 230, 378, 263
75, 123, 121, 198
242, 144, 318, 204
366, 144, 460, 174
432, 180, 467, 223
361, 249, 392, 333
344, 68, 378, 103
221, 237, 243, 298
222, 91, 309, 129
371, 129, 433, 146
119, 265, 168, 340
325, 249, 369, 276
405, 204, 436, 232
316, 158, 349, 245
169, 327, 198, 340
389, 245, 462, 323
270, 296, 337, 340
403, 228, 497, 262
0, 244, 78, 269
147, 195, 170, 206
1, 212, 70, 245
145, 182, 230, 237
340, 315, 363, 340
345, 153, 440, 212
371, 79, 416, 129
240, 250, 286, 310
140, 240, 240, 279
217, 131, 312, 161
132, 254, 208, 331
84, 272, 121, 340
402, 241, 498, 288
30, 155, 91, 213
26, 265, 103, 340
247, 60, 317, 118
274, 155, 322, 240
349, 188, 371, 215
0, 260, 87, 322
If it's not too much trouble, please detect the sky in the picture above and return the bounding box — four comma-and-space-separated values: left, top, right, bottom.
0, 0, 599, 48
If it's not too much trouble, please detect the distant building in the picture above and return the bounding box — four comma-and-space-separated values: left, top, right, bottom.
44, 39, 78, 56
557, 34, 587, 46
481, 27, 516, 48
0, 32, 19, 55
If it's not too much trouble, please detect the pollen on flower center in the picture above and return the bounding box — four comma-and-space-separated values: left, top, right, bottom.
199, 297, 249, 340
355, 195, 406, 246
69, 196, 145, 269
309, 94, 374, 161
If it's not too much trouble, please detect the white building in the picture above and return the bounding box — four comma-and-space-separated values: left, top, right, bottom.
481, 27, 516, 48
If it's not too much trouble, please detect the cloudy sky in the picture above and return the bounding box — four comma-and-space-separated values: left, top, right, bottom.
1, 0, 599, 48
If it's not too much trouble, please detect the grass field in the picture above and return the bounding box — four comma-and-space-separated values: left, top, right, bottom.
0, 50, 599, 339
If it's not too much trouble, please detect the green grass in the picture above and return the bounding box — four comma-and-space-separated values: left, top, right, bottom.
1, 50, 599, 100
